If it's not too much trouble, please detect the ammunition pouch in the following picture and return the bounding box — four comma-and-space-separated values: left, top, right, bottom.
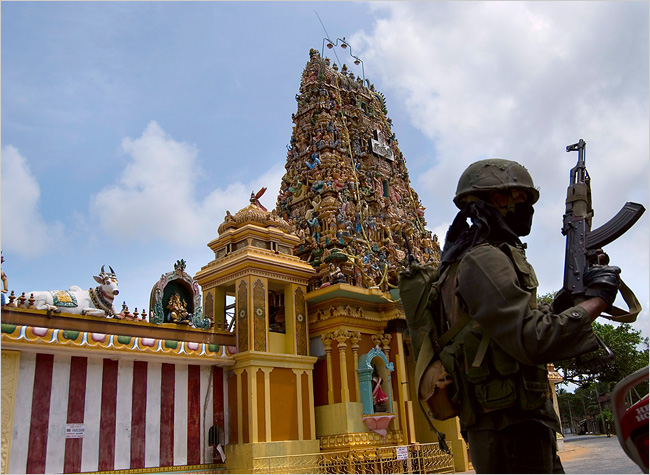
438, 323, 549, 428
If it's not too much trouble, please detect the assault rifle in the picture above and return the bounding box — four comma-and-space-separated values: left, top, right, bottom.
554, 140, 645, 369
554, 139, 644, 368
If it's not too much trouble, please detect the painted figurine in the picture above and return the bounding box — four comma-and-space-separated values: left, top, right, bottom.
371, 365, 388, 412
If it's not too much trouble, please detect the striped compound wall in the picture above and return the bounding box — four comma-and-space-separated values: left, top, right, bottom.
9, 352, 225, 474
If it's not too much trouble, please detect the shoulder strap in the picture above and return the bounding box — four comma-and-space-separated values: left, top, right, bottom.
602, 278, 642, 323
430, 261, 472, 353
431, 256, 484, 364
431, 312, 471, 354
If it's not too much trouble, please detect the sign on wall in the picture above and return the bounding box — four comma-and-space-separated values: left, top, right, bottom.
66, 423, 85, 439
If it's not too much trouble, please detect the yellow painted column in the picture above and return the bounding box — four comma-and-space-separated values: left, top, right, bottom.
381, 333, 392, 358
249, 367, 259, 442
334, 330, 351, 403
213, 286, 226, 331
371, 333, 382, 349
262, 367, 272, 442
251, 276, 268, 352
236, 278, 251, 352
321, 333, 334, 404
349, 332, 361, 402
1, 351, 20, 474
234, 368, 244, 444
307, 370, 316, 440
394, 333, 411, 442
292, 369, 305, 440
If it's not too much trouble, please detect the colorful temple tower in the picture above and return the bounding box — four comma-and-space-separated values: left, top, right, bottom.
270, 48, 466, 472
277, 48, 440, 291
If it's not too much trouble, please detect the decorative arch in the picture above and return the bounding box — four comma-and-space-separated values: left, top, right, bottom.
149, 259, 210, 329
357, 346, 394, 415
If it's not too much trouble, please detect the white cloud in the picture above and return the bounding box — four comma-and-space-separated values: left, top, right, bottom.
353, 2, 648, 211
353, 2, 649, 336
1, 145, 64, 256
92, 121, 285, 248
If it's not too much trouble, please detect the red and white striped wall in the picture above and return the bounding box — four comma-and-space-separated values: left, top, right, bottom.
9, 352, 225, 474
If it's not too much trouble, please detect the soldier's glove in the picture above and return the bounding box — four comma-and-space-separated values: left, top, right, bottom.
583, 265, 621, 310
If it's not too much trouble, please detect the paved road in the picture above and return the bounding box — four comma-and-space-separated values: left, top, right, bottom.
560, 434, 646, 474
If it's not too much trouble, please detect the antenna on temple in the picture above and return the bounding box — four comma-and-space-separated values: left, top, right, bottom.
314, 10, 341, 65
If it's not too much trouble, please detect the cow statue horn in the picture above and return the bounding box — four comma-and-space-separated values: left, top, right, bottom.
101, 265, 106, 274
109, 266, 115, 275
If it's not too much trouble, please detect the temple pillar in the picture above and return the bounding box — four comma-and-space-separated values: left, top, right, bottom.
321, 333, 335, 405
349, 331, 361, 402
1, 350, 20, 474
334, 330, 351, 404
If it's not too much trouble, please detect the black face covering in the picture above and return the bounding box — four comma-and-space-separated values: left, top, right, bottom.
442, 200, 518, 265
504, 202, 534, 237
441, 199, 535, 266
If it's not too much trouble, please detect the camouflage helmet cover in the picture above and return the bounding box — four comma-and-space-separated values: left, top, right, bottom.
454, 159, 539, 208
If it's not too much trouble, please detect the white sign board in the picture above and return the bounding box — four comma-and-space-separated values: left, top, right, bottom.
370, 138, 394, 161
66, 423, 85, 439
370, 129, 395, 161
396, 446, 409, 460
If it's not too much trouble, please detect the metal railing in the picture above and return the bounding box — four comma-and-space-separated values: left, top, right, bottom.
252, 442, 454, 474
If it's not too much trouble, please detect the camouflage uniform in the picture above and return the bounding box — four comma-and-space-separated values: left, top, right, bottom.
442, 241, 599, 473
422, 159, 601, 473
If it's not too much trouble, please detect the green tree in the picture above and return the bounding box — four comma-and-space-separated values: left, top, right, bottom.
538, 292, 649, 393
555, 322, 649, 390
597, 409, 615, 434
557, 388, 585, 432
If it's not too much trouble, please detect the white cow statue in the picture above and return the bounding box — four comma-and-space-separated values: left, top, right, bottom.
30, 266, 122, 318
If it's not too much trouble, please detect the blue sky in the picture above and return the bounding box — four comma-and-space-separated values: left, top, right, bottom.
2, 2, 649, 341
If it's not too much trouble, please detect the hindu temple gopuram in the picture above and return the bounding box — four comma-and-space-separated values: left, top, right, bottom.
2, 47, 563, 475
277, 48, 440, 292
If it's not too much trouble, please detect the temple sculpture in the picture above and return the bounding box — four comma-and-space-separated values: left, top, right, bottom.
276, 49, 441, 292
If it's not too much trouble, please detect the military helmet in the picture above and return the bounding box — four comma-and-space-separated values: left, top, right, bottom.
454, 159, 539, 208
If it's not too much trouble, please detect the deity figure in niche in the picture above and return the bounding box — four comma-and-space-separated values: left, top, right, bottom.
371, 364, 389, 413
167, 292, 188, 323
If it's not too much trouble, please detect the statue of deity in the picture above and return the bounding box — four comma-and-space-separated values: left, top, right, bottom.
166, 292, 188, 323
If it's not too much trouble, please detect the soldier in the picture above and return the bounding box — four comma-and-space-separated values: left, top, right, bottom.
418, 159, 620, 473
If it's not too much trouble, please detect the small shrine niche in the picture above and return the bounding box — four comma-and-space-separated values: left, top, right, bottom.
268, 290, 285, 333
149, 259, 211, 329
163, 280, 194, 323
358, 346, 395, 437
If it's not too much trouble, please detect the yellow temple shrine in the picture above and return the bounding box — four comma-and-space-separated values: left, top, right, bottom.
1, 47, 563, 474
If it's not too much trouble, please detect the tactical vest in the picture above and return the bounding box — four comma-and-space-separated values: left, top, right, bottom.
437, 242, 550, 428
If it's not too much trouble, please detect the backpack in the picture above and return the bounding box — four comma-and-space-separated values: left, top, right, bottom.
398, 261, 471, 453
400, 244, 554, 435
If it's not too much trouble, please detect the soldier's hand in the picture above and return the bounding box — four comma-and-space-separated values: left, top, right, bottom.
589, 248, 610, 265
583, 265, 621, 308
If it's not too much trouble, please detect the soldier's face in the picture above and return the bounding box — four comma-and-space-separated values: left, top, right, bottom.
491, 189, 534, 236
505, 202, 535, 236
